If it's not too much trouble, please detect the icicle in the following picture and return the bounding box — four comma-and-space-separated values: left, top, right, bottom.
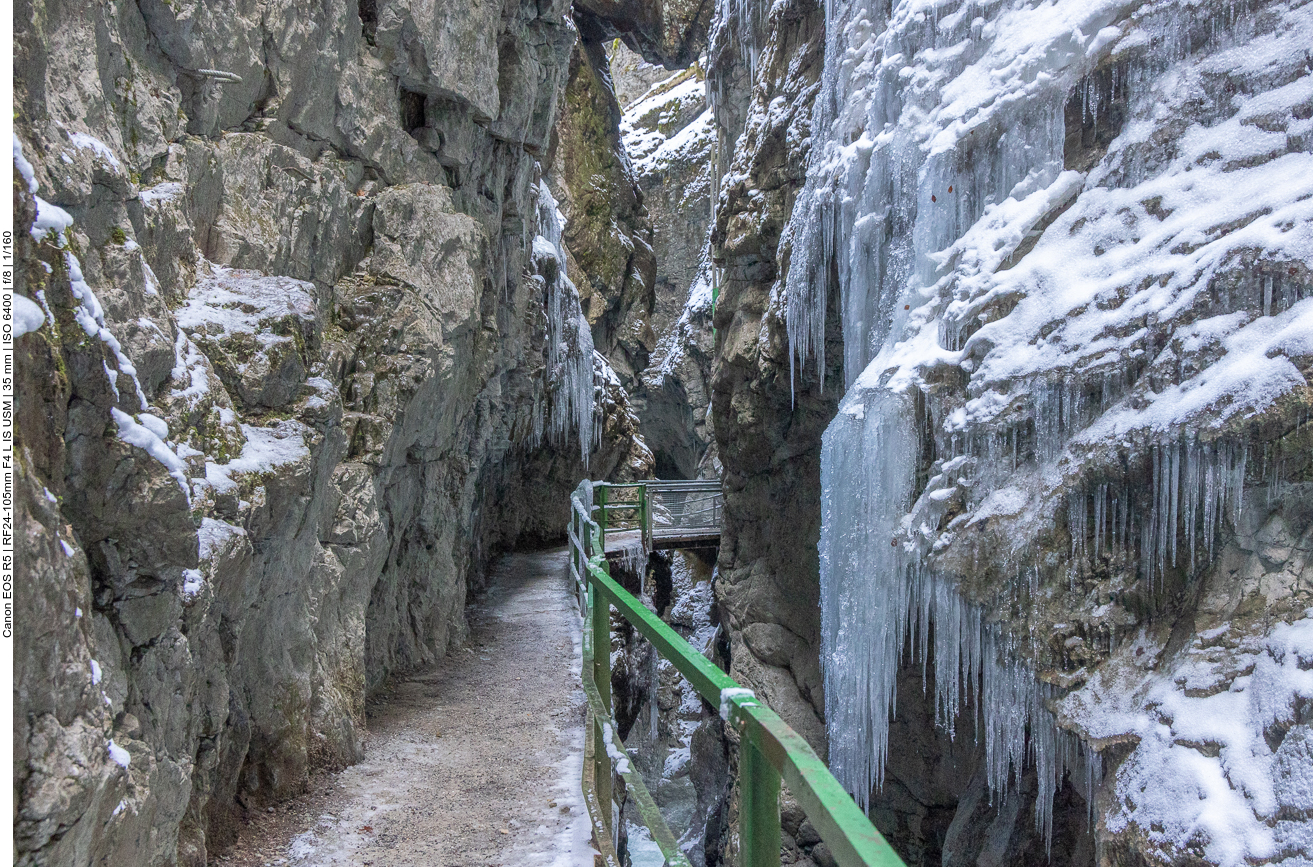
1184, 440, 1199, 570
533, 182, 597, 464
1068, 492, 1086, 561
1169, 440, 1180, 568
819, 390, 919, 806
1084, 742, 1102, 829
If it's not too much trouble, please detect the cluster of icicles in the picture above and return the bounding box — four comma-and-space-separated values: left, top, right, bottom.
532, 182, 599, 465
1069, 438, 1248, 591
774, 0, 1271, 849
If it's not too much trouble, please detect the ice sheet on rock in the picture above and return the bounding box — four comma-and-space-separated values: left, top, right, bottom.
532, 182, 597, 464
794, 0, 1313, 850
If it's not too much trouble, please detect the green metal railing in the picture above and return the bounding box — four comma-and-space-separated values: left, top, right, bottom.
568, 480, 906, 867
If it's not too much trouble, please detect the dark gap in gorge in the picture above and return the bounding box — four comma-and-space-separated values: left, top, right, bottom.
399, 87, 427, 136
358, 0, 378, 43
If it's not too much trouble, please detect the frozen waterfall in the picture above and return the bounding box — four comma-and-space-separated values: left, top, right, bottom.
785, 0, 1308, 848
534, 182, 599, 464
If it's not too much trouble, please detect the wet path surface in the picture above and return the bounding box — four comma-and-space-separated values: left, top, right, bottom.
217, 548, 592, 867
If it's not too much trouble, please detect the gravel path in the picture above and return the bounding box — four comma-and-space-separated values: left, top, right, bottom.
216, 548, 593, 867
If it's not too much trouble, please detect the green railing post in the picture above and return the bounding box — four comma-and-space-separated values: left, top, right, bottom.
647, 485, 655, 550
639, 484, 649, 551
740, 738, 782, 867
597, 484, 608, 552
590, 578, 613, 837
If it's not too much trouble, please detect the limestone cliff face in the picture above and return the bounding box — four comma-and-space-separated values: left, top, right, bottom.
700, 3, 848, 864
553, 29, 659, 388
10, 0, 651, 863
706, 0, 831, 755
616, 46, 718, 479
550, 22, 717, 478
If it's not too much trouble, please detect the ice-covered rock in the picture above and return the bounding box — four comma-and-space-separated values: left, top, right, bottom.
708, 0, 1313, 859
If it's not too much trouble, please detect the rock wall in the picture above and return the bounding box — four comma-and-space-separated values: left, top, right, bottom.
705, 0, 1313, 863
10, 0, 649, 863
706, 0, 832, 759
700, 1, 849, 863
552, 22, 659, 389
617, 47, 718, 480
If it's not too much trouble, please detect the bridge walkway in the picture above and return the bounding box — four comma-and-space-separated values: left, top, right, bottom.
596, 479, 723, 554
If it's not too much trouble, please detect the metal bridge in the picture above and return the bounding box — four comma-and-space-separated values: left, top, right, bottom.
567, 479, 906, 867
590, 478, 724, 553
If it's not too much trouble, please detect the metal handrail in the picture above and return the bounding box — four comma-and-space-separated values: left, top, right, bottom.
568, 480, 906, 867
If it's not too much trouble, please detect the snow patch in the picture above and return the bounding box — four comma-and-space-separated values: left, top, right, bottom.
68, 132, 121, 169
111, 408, 191, 500
198, 518, 246, 560
204, 422, 311, 494
107, 740, 130, 768
13, 134, 37, 193
140, 182, 184, 207
180, 569, 205, 600
13, 295, 46, 338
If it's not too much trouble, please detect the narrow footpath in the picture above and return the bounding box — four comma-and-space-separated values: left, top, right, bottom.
217, 548, 594, 867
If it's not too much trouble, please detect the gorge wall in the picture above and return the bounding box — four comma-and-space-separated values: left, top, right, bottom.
708, 0, 1313, 864
10, 0, 665, 861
